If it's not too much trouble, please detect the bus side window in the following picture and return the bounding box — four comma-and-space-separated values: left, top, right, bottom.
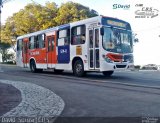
57, 29, 70, 46
17, 39, 22, 51
71, 25, 86, 45
34, 36, 39, 49
42, 34, 45, 47
89, 30, 93, 48
95, 29, 99, 48
29, 36, 35, 49
37, 34, 45, 48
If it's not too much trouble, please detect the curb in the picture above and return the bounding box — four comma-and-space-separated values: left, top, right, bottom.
0, 80, 65, 122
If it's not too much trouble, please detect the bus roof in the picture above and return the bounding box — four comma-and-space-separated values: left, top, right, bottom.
17, 27, 57, 40
17, 15, 131, 40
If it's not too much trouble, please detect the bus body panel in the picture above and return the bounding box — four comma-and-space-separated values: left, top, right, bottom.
69, 17, 101, 71
58, 45, 70, 63
16, 15, 134, 74
16, 50, 23, 67
57, 24, 70, 64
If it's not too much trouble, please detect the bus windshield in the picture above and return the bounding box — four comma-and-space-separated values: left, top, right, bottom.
102, 27, 133, 53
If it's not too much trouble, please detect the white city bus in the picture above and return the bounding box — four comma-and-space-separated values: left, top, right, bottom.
16, 15, 134, 77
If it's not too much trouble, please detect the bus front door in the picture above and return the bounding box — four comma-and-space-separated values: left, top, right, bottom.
46, 35, 57, 68
22, 39, 28, 68
88, 28, 100, 70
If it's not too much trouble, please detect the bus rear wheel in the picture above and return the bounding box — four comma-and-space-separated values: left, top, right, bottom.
30, 60, 37, 73
102, 71, 114, 77
73, 60, 86, 77
30, 60, 43, 73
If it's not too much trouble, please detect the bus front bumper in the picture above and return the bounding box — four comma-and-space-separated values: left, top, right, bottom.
100, 60, 134, 71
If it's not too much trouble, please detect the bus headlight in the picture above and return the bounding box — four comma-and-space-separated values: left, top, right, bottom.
128, 56, 134, 63
102, 54, 113, 63
124, 55, 134, 63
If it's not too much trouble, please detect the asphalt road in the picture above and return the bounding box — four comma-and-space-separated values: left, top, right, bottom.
1, 64, 160, 122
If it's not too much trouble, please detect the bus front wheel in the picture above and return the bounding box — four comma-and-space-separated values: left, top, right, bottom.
73, 60, 86, 77
30, 61, 43, 73
102, 71, 114, 77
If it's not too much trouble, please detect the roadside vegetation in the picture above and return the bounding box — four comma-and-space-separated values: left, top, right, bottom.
0, 1, 98, 63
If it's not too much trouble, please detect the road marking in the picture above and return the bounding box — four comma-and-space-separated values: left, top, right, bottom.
36, 72, 160, 90
0, 80, 65, 120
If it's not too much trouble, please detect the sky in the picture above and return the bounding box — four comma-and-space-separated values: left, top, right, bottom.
1, 0, 160, 65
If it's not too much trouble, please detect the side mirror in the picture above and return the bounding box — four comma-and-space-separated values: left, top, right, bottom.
100, 28, 104, 36
132, 33, 139, 43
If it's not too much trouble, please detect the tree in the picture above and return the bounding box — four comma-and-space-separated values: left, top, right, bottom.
1, 1, 98, 44
1, 2, 58, 44
55, 1, 98, 25
0, 42, 11, 62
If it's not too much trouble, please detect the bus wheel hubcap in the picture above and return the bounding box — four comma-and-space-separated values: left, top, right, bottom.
76, 64, 82, 73
32, 65, 34, 71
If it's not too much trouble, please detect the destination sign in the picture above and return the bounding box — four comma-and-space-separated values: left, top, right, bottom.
107, 20, 126, 28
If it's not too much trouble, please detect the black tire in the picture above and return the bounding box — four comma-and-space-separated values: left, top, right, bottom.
37, 69, 43, 73
54, 69, 64, 74
30, 61, 43, 73
102, 71, 114, 77
73, 60, 86, 77
30, 60, 37, 73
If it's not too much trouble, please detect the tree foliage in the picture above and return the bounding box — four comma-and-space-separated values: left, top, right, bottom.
1, 1, 98, 45
0, 42, 11, 62
1, 2, 58, 44
55, 1, 98, 25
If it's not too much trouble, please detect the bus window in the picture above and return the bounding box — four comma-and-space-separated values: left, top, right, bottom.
95, 29, 99, 48
51, 37, 54, 51
35, 36, 39, 48
17, 39, 22, 51
48, 37, 54, 52
38, 34, 45, 48
29, 36, 35, 49
71, 25, 86, 45
89, 30, 93, 48
58, 29, 70, 46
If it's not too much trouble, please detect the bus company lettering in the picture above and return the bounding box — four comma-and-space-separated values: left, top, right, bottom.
30, 51, 40, 56
60, 49, 67, 54
88, 23, 98, 28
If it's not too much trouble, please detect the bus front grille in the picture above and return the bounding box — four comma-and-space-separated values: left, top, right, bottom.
116, 65, 127, 68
